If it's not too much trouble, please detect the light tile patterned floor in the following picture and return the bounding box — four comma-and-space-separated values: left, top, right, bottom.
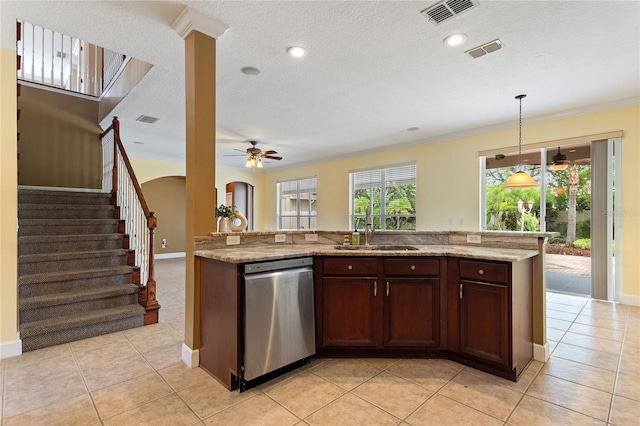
1, 258, 639, 425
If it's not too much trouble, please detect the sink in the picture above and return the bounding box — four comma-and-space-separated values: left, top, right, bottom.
369, 245, 419, 251
333, 245, 418, 251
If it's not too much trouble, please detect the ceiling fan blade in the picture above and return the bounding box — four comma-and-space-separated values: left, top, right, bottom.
264, 155, 282, 160
233, 148, 248, 153
223, 154, 249, 157
262, 150, 278, 155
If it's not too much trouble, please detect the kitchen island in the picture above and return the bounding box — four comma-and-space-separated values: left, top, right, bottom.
194, 231, 551, 391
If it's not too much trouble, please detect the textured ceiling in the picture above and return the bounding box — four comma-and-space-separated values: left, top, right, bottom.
2, 1, 639, 170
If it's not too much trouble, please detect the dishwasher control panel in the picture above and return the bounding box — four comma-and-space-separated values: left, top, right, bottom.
243, 257, 313, 274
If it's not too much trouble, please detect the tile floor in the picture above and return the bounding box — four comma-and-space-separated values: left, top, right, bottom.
1, 258, 639, 425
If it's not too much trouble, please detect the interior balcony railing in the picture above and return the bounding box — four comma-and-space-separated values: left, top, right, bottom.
16, 20, 125, 97
100, 117, 160, 324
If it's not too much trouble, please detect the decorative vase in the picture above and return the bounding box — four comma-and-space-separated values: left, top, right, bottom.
217, 217, 229, 232
229, 210, 248, 232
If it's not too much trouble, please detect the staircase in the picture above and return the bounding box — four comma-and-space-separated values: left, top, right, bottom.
18, 188, 145, 352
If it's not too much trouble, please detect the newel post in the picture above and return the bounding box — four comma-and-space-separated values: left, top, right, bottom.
143, 212, 160, 324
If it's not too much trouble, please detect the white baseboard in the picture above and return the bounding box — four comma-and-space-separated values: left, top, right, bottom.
182, 343, 199, 368
156, 252, 186, 260
534, 342, 550, 362
0, 336, 22, 360
621, 294, 640, 306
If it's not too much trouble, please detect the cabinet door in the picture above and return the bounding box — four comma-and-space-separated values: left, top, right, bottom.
383, 278, 439, 348
322, 278, 377, 347
459, 280, 509, 366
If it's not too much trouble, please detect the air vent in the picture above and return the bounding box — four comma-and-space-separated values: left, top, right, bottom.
421, 0, 478, 25
136, 115, 159, 124
465, 39, 504, 59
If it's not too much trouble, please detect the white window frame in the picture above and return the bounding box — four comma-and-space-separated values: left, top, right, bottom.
349, 162, 417, 231
276, 176, 317, 230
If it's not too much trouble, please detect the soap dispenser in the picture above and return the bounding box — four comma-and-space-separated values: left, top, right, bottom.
351, 229, 360, 246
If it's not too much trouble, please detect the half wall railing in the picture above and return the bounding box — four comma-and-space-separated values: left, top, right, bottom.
17, 20, 125, 97
100, 117, 159, 322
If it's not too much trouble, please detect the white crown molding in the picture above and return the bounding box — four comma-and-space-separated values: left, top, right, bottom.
171, 7, 229, 40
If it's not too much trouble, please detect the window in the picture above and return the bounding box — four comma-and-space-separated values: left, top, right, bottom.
350, 163, 416, 231
277, 177, 317, 230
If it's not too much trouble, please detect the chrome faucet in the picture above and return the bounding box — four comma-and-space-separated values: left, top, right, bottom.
364, 205, 375, 245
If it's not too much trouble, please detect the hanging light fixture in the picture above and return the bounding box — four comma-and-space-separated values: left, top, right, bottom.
256, 157, 264, 168
245, 157, 256, 168
550, 146, 569, 171
502, 94, 539, 189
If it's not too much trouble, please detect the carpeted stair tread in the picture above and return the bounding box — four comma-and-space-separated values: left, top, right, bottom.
19, 218, 119, 226
20, 304, 145, 338
18, 189, 112, 205
19, 233, 123, 243
19, 265, 133, 286
20, 284, 139, 310
19, 249, 128, 263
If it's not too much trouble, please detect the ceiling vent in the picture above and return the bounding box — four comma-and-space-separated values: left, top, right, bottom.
136, 115, 159, 124
465, 39, 504, 58
421, 0, 478, 25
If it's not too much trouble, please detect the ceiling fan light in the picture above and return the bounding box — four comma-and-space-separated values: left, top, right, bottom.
257, 158, 264, 168
550, 163, 569, 171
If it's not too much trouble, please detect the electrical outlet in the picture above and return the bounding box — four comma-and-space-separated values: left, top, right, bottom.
161, 238, 167, 249
459, 218, 464, 225
467, 234, 482, 244
305, 233, 318, 242
226, 235, 240, 245
448, 217, 453, 225
275, 234, 287, 242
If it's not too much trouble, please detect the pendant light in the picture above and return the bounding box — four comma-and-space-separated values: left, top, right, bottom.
502, 94, 539, 189
550, 146, 569, 171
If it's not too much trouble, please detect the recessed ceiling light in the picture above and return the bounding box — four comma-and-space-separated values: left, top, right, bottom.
443, 33, 467, 47
241, 67, 260, 75
287, 46, 306, 58
407, 127, 420, 131
569, 149, 576, 153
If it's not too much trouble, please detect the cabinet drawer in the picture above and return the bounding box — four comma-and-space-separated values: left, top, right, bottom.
323, 258, 378, 276
459, 260, 509, 284
384, 258, 439, 276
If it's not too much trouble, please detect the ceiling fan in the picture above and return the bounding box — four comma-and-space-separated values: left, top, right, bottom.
225, 140, 282, 168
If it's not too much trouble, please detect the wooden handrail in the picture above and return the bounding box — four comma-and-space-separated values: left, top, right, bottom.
100, 117, 159, 324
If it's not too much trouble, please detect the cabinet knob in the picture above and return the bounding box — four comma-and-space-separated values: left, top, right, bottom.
348, 265, 353, 270
479, 269, 484, 275
410, 265, 416, 270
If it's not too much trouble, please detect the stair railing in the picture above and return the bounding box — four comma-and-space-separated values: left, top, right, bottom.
100, 117, 159, 322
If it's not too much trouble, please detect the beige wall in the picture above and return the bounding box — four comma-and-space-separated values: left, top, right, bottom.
142, 176, 186, 255
18, 86, 102, 188
262, 106, 640, 299
1, 47, 19, 352
130, 156, 265, 232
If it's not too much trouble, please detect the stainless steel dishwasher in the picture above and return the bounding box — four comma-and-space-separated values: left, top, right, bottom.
241, 257, 315, 391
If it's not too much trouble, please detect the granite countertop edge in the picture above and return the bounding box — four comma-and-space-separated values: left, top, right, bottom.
194, 244, 539, 264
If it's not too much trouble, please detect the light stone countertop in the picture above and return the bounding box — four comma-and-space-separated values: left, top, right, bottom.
194, 244, 538, 264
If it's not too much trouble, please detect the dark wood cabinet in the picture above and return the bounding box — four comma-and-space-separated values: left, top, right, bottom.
317, 256, 443, 351
449, 258, 533, 381
323, 278, 377, 347
459, 280, 509, 365
383, 258, 441, 348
